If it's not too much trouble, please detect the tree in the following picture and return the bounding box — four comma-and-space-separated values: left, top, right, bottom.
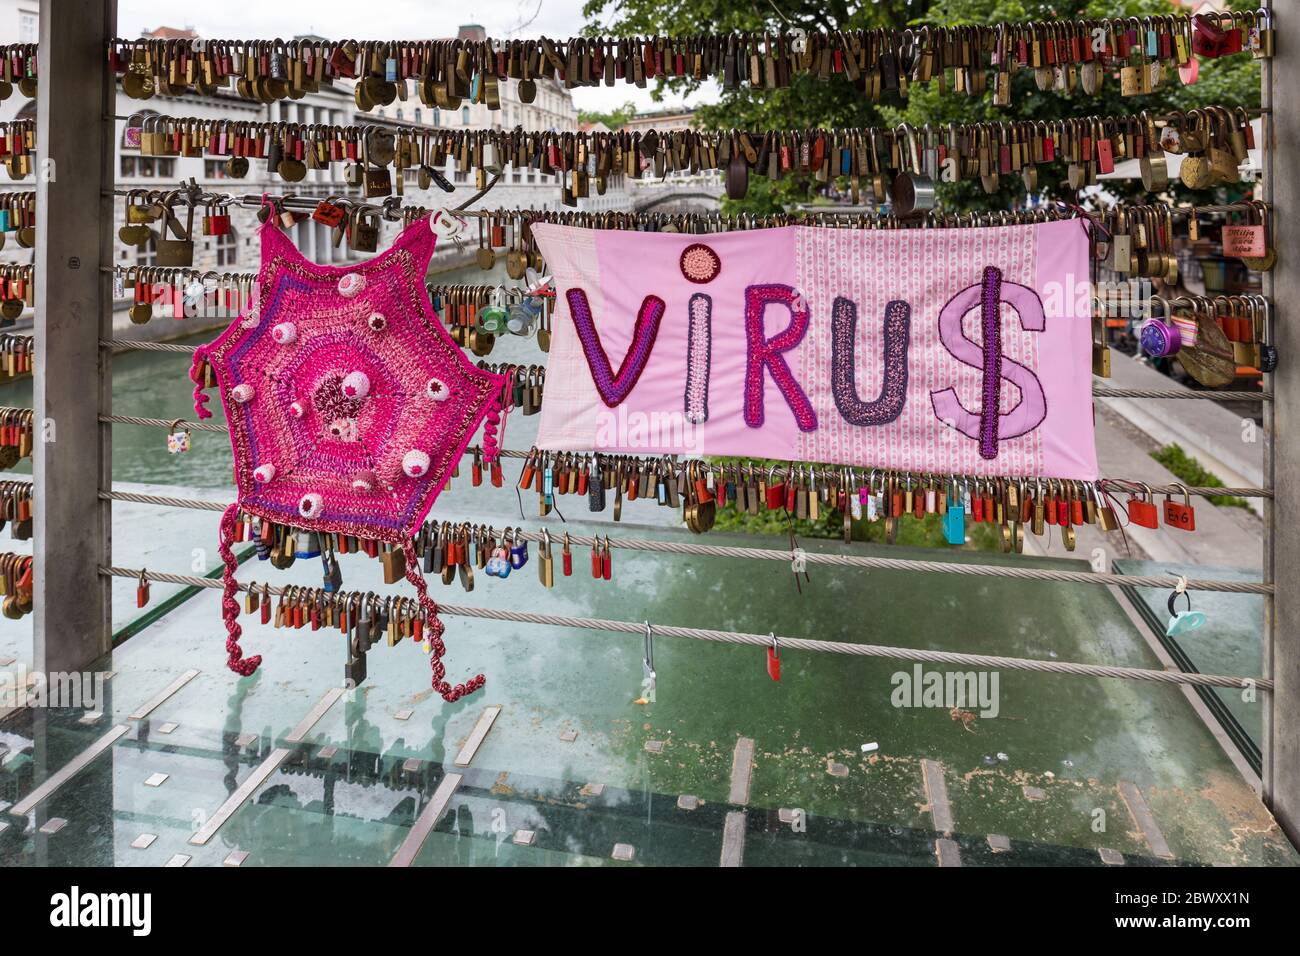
578, 99, 640, 130
581, 0, 1262, 213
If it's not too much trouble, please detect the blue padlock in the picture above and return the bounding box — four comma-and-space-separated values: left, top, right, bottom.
509, 533, 529, 570
943, 499, 966, 545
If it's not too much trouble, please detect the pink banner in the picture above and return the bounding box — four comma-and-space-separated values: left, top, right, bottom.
532, 220, 1097, 480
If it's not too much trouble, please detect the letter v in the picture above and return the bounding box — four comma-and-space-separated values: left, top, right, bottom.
566, 288, 665, 407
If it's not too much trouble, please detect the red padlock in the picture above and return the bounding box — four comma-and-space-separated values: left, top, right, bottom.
765, 465, 786, 510
767, 635, 781, 682
1127, 484, 1160, 528
1162, 483, 1197, 532
312, 199, 346, 227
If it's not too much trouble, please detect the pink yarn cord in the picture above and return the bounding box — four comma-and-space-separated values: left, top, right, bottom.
481, 403, 506, 463
401, 537, 484, 702
219, 503, 261, 676
189, 346, 214, 420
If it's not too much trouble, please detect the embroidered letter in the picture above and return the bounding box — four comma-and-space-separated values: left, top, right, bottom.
684, 293, 712, 424
743, 284, 817, 432
566, 288, 665, 407
930, 267, 1047, 459
831, 297, 910, 426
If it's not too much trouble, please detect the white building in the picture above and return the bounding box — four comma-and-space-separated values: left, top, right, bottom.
0, 15, 633, 334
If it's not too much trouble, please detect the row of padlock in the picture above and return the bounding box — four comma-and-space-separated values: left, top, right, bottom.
475, 363, 548, 417
0, 551, 32, 620
0, 45, 35, 100
105, 11, 1270, 109
1138, 293, 1275, 384
0, 120, 34, 180
112, 105, 1245, 206
0, 480, 32, 540
0, 190, 34, 250
230, 509, 614, 613
0, 407, 33, 470
119, 265, 256, 324
413, 200, 1090, 237
411, 522, 612, 590
512, 448, 1209, 552
1097, 202, 1182, 284
1118, 482, 1199, 533
113, 260, 556, 329
0, 335, 31, 383
0, 264, 32, 325
437, 285, 554, 356
1161, 106, 1258, 189
465, 214, 544, 279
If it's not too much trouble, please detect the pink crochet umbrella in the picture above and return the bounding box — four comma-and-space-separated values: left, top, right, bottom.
191, 207, 506, 702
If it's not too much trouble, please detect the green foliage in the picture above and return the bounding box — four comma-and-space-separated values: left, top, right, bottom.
582, 0, 1262, 214
712, 501, 1002, 550
1150, 443, 1250, 508
578, 100, 640, 129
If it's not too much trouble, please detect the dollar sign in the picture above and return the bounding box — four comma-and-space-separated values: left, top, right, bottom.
930, 266, 1047, 459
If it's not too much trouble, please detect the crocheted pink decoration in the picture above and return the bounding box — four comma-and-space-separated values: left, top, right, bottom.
194, 211, 506, 700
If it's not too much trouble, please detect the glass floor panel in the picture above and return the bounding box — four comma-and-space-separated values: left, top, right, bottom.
2, 512, 1292, 867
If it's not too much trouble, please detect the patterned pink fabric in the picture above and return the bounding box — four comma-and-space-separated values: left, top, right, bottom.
532, 220, 1096, 480
194, 210, 506, 699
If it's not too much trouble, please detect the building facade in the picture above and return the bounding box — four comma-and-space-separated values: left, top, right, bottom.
1, 17, 634, 336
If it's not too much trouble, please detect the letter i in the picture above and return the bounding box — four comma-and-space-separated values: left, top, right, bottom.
684, 293, 712, 424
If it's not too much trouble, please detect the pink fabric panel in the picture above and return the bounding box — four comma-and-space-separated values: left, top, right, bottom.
532, 219, 1097, 480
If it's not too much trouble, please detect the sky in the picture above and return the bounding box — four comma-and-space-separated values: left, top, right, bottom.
118, 0, 720, 116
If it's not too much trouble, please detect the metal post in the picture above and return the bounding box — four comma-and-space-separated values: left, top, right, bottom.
33, 0, 116, 672
1265, 0, 1300, 848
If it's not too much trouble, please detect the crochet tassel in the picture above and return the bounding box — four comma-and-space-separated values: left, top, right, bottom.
219, 503, 262, 676
189, 346, 214, 420
402, 537, 484, 702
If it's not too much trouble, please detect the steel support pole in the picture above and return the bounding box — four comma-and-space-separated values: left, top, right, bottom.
33, 1, 116, 673
1265, 0, 1300, 848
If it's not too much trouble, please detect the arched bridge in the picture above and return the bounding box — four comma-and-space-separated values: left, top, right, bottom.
629, 176, 725, 212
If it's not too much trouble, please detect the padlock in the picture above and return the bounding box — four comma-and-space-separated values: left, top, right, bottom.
509, 531, 529, 569
1139, 299, 1182, 357
166, 421, 191, 454
136, 569, 151, 608
1126, 483, 1159, 528
344, 631, 368, 686
351, 208, 380, 252
1162, 482, 1196, 532
538, 529, 554, 588
766, 634, 781, 681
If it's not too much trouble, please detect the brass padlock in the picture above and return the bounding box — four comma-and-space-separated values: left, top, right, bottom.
154, 194, 195, 267
351, 208, 380, 252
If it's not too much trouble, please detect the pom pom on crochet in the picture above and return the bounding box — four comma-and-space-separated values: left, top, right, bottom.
402, 449, 431, 478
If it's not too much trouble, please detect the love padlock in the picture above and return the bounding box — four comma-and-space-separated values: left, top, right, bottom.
766, 634, 781, 682
1162, 482, 1197, 532
1126, 483, 1160, 529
